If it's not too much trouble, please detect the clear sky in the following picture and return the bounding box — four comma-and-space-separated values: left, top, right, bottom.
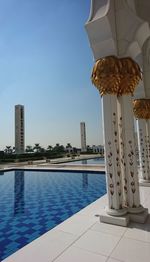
0, 0, 103, 149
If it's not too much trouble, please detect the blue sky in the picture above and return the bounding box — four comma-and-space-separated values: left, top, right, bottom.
0, 0, 103, 149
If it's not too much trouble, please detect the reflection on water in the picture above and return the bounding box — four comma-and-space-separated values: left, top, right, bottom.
67, 157, 104, 165
82, 160, 87, 164
14, 171, 25, 215
82, 173, 88, 190
93, 158, 101, 162
0, 171, 4, 176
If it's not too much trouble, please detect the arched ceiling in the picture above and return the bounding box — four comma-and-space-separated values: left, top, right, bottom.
134, 0, 150, 25
133, 1, 150, 98
86, 0, 150, 98
86, 0, 150, 60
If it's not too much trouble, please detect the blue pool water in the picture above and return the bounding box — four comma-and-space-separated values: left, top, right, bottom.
0, 170, 106, 260
67, 157, 104, 165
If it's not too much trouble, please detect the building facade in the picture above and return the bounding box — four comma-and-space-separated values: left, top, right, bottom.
92, 145, 104, 155
15, 105, 25, 154
80, 122, 86, 152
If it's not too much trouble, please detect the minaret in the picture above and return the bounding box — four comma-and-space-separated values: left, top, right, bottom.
80, 122, 87, 152
15, 105, 25, 154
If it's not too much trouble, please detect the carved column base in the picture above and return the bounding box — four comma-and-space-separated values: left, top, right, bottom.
100, 211, 129, 227
128, 205, 145, 214
99, 208, 148, 227
106, 207, 127, 217
129, 208, 148, 223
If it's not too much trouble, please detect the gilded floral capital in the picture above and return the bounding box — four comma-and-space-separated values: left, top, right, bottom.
91, 56, 141, 96
133, 99, 150, 119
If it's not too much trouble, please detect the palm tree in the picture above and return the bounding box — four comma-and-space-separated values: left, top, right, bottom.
33, 143, 42, 153
12, 147, 15, 153
66, 143, 73, 154
26, 145, 33, 153
4, 146, 12, 154
47, 145, 53, 151
87, 145, 92, 153
53, 143, 65, 154
66, 143, 72, 148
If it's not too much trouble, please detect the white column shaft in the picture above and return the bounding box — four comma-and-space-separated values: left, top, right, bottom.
102, 95, 126, 215
137, 119, 150, 181
147, 120, 150, 164
118, 96, 141, 211
117, 102, 127, 207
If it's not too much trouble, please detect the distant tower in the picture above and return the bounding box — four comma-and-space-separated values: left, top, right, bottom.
80, 122, 86, 152
15, 105, 25, 154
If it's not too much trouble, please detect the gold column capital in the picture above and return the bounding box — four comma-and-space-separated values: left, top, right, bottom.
91, 56, 142, 96
133, 99, 150, 119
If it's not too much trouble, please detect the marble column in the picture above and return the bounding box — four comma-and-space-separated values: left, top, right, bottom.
147, 119, 150, 163
137, 119, 150, 183
91, 56, 148, 226
133, 99, 150, 186
102, 95, 127, 216
118, 96, 144, 213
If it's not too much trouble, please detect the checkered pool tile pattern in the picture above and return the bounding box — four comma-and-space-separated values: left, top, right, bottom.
0, 170, 106, 260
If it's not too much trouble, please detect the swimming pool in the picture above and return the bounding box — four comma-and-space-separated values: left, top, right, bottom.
0, 170, 106, 260
66, 157, 104, 165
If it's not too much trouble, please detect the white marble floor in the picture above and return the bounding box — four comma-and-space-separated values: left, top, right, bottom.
2, 185, 150, 262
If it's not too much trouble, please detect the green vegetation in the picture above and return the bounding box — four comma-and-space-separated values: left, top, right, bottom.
0, 144, 66, 164
0, 143, 104, 164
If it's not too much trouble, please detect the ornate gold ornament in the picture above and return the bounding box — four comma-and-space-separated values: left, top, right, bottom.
133, 99, 150, 119
91, 56, 142, 96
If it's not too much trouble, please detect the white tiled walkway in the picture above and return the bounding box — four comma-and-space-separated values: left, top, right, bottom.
3, 186, 150, 262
